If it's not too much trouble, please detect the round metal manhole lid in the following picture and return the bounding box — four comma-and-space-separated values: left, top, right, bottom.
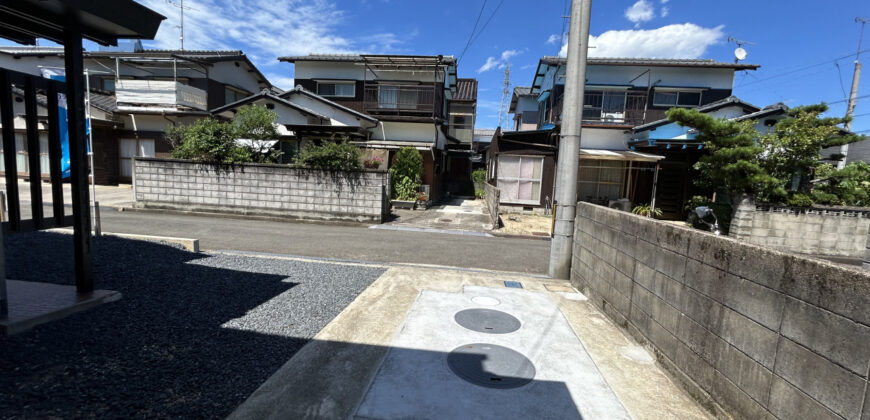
454, 309, 521, 334
447, 343, 536, 389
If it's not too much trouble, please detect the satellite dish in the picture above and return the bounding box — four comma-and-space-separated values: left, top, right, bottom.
734, 47, 747, 61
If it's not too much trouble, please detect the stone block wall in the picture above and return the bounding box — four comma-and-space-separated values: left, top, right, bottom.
133, 158, 390, 223
571, 202, 870, 420
730, 200, 870, 259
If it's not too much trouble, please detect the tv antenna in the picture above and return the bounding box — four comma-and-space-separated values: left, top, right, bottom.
166, 0, 197, 51
727, 36, 755, 63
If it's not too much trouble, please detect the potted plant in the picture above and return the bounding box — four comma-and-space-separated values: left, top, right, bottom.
363, 156, 383, 169
632, 203, 662, 218
416, 190, 429, 210
391, 175, 419, 209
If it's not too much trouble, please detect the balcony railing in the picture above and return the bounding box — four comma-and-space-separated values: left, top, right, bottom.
550, 91, 652, 127
115, 80, 208, 111
362, 85, 435, 114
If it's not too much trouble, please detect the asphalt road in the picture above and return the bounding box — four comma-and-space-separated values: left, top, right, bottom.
96, 209, 551, 274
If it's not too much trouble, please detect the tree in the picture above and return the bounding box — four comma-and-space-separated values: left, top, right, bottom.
758, 103, 862, 196
169, 117, 252, 163
294, 137, 362, 171
666, 108, 781, 207
233, 105, 280, 162
389, 147, 423, 199
812, 162, 870, 206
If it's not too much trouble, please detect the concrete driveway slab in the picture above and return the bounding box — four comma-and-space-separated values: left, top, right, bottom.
230, 264, 712, 420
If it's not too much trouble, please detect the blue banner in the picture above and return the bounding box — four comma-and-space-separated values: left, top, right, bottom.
40, 69, 89, 179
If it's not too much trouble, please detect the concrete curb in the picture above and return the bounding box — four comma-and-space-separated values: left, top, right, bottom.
46, 228, 199, 252
489, 231, 553, 241
116, 206, 374, 228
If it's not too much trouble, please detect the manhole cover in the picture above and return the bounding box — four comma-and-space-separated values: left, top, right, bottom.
447, 343, 536, 389
471, 296, 500, 306
454, 308, 521, 334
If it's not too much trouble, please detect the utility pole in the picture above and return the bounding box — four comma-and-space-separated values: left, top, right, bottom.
549, 0, 592, 279
498, 63, 511, 128
840, 17, 867, 169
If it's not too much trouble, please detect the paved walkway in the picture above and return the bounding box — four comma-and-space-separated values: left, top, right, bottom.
229, 262, 712, 420
1, 180, 134, 211
376, 197, 493, 235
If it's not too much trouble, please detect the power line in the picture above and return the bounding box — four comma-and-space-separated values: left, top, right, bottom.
828, 93, 870, 105
457, 0, 487, 64
464, 0, 506, 58
738, 47, 870, 88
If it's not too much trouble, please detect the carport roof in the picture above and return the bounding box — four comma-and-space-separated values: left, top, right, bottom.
0, 0, 165, 46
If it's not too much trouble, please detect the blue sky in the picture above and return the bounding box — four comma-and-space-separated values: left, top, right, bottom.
6, 0, 870, 134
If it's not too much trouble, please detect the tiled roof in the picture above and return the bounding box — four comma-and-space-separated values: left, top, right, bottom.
540, 56, 760, 70
279, 53, 457, 65
454, 78, 477, 101
633, 96, 770, 132
10, 86, 116, 114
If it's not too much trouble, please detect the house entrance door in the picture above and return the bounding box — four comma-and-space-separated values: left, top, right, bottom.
119, 138, 155, 181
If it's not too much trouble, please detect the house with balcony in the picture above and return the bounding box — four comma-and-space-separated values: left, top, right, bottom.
278, 54, 468, 201
489, 56, 759, 216
0, 45, 271, 184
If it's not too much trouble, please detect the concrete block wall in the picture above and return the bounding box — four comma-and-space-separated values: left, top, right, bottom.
571, 202, 870, 420
730, 201, 870, 259
483, 182, 500, 230
133, 158, 390, 223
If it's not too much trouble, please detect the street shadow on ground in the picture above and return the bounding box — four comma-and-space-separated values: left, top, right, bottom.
231, 339, 587, 420
0, 232, 383, 418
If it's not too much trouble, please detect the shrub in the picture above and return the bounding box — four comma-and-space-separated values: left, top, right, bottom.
363, 156, 384, 169
472, 168, 487, 184
475, 188, 485, 198
390, 147, 423, 199
233, 105, 281, 163
786, 193, 814, 207
394, 176, 419, 201
632, 204, 662, 218
169, 118, 252, 163
294, 139, 362, 171
811, 161, 870, 206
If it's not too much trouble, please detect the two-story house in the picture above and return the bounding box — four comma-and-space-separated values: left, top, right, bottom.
0, 44, 272, 184
490, 56, 759, 217
277, 54, 469, 201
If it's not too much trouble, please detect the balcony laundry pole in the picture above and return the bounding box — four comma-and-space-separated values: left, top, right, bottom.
549, 0, 592, 279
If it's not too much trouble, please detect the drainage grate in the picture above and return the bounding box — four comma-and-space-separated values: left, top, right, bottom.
447, 343, 536, 389
454, 308, 521, 334
504, 281, 523, 289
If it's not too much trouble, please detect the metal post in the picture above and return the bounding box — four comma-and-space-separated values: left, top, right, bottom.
63, 16, 94, 293
0, 191, 5, 222
650, 163, 660, 214
85, 70, 98, 236
0, 224, 7, 318
94, 201, 101, 237
549, 0, 592, 279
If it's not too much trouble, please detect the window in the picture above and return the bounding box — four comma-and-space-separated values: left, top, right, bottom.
225, 86, 248, 104
653, 90, 703, 107
0, 132, 50, 175
317, 81, 355, 97
119, 138, 155, 179
578, 159, 625, 203
497, 155, 544, 204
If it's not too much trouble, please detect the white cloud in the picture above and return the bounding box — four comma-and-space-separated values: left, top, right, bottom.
661, 6, 669, 17
136, 0, 408, 85
558, 24, 725, 59
477, 57, 500, 73
477, 49, 523, 73
660, 0, 669, 3
501, 49, 519, 61
625, 0, 655, 26
546, 34, 560, 45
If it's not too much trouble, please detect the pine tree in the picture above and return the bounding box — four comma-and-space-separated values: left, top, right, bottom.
666, 107, 781, 207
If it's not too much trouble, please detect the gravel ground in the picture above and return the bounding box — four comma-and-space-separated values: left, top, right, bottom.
0, 232, 385, 419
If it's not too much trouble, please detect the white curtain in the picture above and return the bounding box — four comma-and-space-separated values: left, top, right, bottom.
378, 86, 398, 109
